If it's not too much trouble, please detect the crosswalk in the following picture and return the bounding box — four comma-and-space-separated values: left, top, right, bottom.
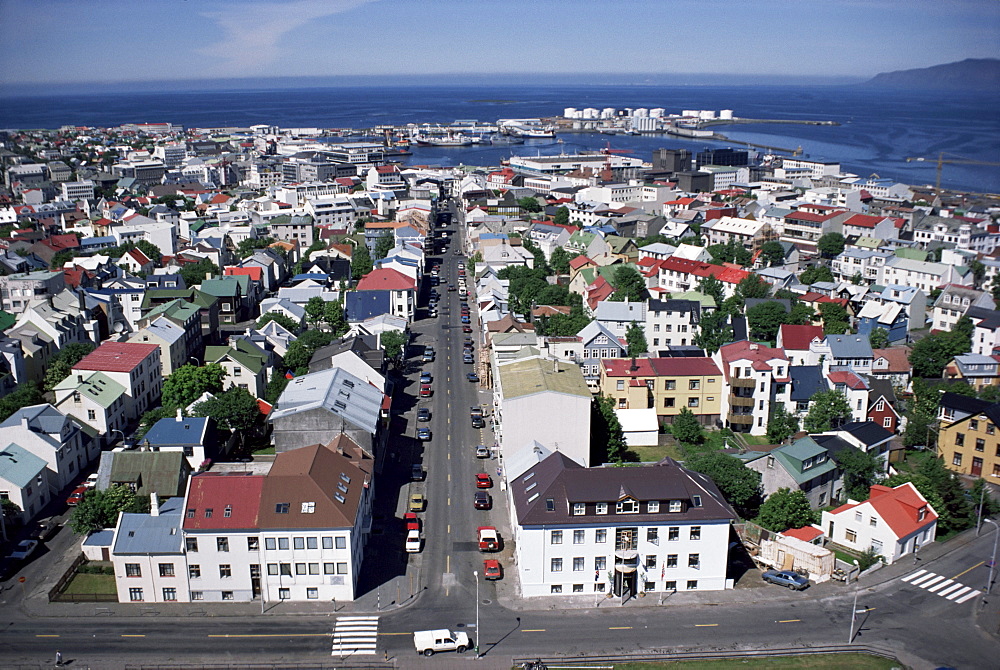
900, 569, 980, 603
331, 615, 379, 656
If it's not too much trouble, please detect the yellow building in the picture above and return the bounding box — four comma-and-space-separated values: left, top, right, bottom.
599, 357, 723, 425
937, 404, 1000, 481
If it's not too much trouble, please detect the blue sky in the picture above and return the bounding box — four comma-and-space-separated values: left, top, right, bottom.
1, 0, 998, 86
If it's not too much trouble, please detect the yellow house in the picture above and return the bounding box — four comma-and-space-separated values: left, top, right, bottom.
937, 403, 1000, 481
600, 357, 723, 425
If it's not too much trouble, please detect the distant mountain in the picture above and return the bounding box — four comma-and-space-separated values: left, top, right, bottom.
863, 58, 1000, 90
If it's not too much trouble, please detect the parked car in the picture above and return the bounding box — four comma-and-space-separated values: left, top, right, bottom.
419, 372, 432, 383
463, 354, 475, 364
461, 315, 471, 324
420, 384, 432, 397
7, 539, 39, 560
417, 408, 431, 422
411, 464, 425, 481
404, 512, 421, 532
475, 473, 493, 489
408, 493, 425, 512
762, 569, 810, 590
483, 559, 502, 580
66, 486, 87, 506
405, 529, 422, 553
476, 445, 490, 458
466, 372, 479, 383
474, 491, 492, 510
462, 325, 473, 333
422, 347, 435, 362
84, 473, 99, 489
417, 427, 432, 441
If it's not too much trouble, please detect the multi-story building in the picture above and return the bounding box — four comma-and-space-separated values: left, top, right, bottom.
937, 399, 1000, 481
599, 357, 722, 425
703, 217, 777, 252
879, 257, 972, 294
931, 284, 994, 333
0, 404, 97, 496
111, 497, 190, 604
510, 453, 736, 598
71, 342, 162, 423
830, 249, 892, 284
644, 298, 701, 350
745, 437, 840, 508
60, 180, 95, 202
0, 271, 66, 314
714, 341, 790, 436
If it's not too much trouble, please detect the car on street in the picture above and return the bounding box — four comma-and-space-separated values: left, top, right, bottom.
419, 372, 432, 383
762, 569, 809, 590
419, 384, 432, 397
427, 309, 438, 318
84, 473, 99, 489
448, 284, 456, 291
405, 529, 422, 553
66, 485, 87, 506
464, 338, 474, 348
474, 491, 492, 510
417, 427, 432, 441
417, 408, 431, 422
476, 444, 490, 458
475, 473, 493, 489
408, 493, 425, 512
483, 559, 502, 580
463, 325, 473, 333
461, 315, 471, 324
470, 406, 483, 418
404, 512, 421, 531
7, 539, 39, 560
422, 347, 435, 362
411, 464, 425, 481
471, 416, 485, 429
463, 354, 474, 364
467, 372, 479, 383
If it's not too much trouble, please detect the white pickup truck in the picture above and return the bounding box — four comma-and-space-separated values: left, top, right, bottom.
413, 629, 471, 656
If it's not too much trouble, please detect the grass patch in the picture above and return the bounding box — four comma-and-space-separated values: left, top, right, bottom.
631, 442, 683, 462
589, 653, 901, 669
62, 572, 117, 596
742, 434, 773, 446
252, 445, 275, 455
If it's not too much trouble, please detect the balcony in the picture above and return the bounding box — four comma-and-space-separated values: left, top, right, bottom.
731, 378, 755, 388
727, 412, 754, 425
730, 395, 754, 407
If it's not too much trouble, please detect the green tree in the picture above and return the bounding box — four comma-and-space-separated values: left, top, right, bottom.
374, 232, 394, 261
788, 300, 815, 326
671, 407, 703, 445
264, 368, 290, 404
817, 233, 846, 258
818, 302, 851, 335
867, 328, 889, 350
179, 258, 220, 288
282, 329, 335, 374
609, 265, 646, 302
803, 389, 852, 433
592, 395, 628, 464
747, 301, 789, 343
237, 236, 276, 258
135, 240, 163, 264
549, 247, 571, 275
851, 272, 863, 285
979, 384, 1000, 404
767, 405, 800, 443
0, 383, 44, 422
42, 342, 95, 392
835, 448, 884, 501
693, 309, 733, 355
193, 387, 260, 432
553, 206, 570, 226
697, 275, 725, 310
536, 306, 592, 337
323, 300, 348, 336
759, 240, 786, 267
909, 322, 973, 378
69, 484, 145, 535
380, 330, 409, 369
684, 452, 763, 519
351, 243, 373, 279
162, 363, 226, 408
735, 274, 770, 300
518, 196, 543, 213
800, 265, 834, 285
755, 488, 817, 533
135, 406, 180, 441
256, 312, 301, 332
885, 454, 974, 535
49, 249, 77, 271
304, 296, 326, 327
625, 321, 647, 357
970, 477, 1000, 519
467, 251, 482, 276
970, 259, 987, 284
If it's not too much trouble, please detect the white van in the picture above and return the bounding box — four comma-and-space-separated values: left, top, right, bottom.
413, 629, 471, 656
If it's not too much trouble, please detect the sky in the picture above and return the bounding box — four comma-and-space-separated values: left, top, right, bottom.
1, 0, 998, 88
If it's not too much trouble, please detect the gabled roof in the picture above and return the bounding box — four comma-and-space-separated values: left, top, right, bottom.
788, 365, 828, 401
356, 267, 415, 291
0, 443, 47, 487
344, 290, 392, 321
53, 371, 127, 408
829, 482, 937, 539
871, 346, 912, 373
269, 367, 381, 434
826, 334, 873, 360
183, 472, 265, 530
74, 342, 159, 374
107, 451, 190, 497
779, 324, 825, 351
114, 497, 185, 555
144, 415, 211, 447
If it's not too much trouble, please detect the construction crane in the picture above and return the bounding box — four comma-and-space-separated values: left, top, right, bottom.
599, 141, 631, 176
905, 151, 1000, 192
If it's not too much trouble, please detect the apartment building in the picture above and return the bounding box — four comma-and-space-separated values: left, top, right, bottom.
599, 357, 722, 425
714, 341, 790, 436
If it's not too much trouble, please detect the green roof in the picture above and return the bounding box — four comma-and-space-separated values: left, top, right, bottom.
0, 310, 16, 331
773, 437, 839, 485
53, 371, 127, 408
606, 237, 636, 253
205, 343, 265, 374
498, 357, 590, 400
0, 443, 47, 486
108, 451, 190, 498
146, 298, 200, 323
894, 247, 928, 262
199, 277, 241, 298
853, 237, 882, 250
672, 291, 717, 308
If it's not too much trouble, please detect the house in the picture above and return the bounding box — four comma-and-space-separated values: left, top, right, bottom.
0, 404, 97, 496
110, 497, 189, 604
594, 300, 646, 340
714, 341, 790, 436
870, 347, 912, 389
932, 284, 994, 333
937, 399, 1000, 480
53, 371, 129, 442
199, 277, 247, 325
969, 307, 1000, 356
821, 483, 937, 564
344, 290, 393, 325
0, 270, 66, 314
204, 338, 269, 399
510, 453, 736, 597
71, 342, 162, 423
810, 334, 873, 376
136, 298, 205, 368
745, 437, 840, 508
644, 298, 701, 350
785, 365, 829, 419
943, 353, 1000, 391
828, 370, 870, 424
776, 324, 825, 366
0, 443, 51, 523
141, 414, 221, 470
98, 450, 192, 498
600, 357, 723, 425
865, 380, 903, 434
355, 268, 416, 323
703, 216, 778, 252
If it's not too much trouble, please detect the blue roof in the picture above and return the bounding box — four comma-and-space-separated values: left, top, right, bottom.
345, 290, 392, 321
80, 236, 117, 248
83, 529, 115, 547
0, 443, 47, 487
827, 334, 873, 360
144, 416, 209, 447
113, 497, 185, 555
480, 233, 508, 241
291, 273, 329, 282
788, 365, 828, 401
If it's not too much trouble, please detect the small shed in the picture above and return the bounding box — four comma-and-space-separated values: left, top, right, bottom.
615, 408, 659, 447
81, 529, 115, 561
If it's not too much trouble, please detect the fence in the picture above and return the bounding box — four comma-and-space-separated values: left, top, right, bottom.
47, 553, 118, 602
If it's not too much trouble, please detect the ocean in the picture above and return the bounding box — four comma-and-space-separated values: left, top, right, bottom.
2, 84, 998, 193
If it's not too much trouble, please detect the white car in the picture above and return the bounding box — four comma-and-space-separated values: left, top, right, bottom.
84, 473, 99, 489
8, 539, 38, 560
405, 529, 422, 553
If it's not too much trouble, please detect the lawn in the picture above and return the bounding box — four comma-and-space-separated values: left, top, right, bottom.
630, 441, 683, 462
62, 573, 117, 595
587, 653, 901, 670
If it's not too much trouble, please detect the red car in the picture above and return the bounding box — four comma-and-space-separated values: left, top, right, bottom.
66, 486, 87, 506
404, 512, 421, 532
483, 559, 502, 580
475, 473, 493, 489
463, 325, 473, 333
419, 384, 432, 397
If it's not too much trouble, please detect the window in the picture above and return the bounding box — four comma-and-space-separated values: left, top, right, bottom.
279, 563, 292, 576
306, 587, 319, 599
219, 565, 232, 578
664, 398, 675, 408
689, 554, 700, 568
217, 537, 229, 552
551, 558, 563, 572
665, 380, 676, 391
690, 526, 701, 540
595, 556, 606, 571
294, 537, 305, 550
573, 502, 585, 515
573, 530, 585, 544
976, 438, 986, 452
162, 587, 177, 601
267, 564, 279, 576
233, 367, 242, 377
222, 591, 234, 601
551, 585, 563, 594
335, 536, 347, 550
596, 529, 607, 543
309, 563, 319, 575
189, 564, 201, 578
845, 529, 858, 543
645, 555, 657, 569
869, 517, 877, 528
854, 511, 863, 522
191, 591, 203, 601
551, 530, 563, 545
337, 563, 348, 574
224, 506, 232, 518
573, 557, 585, 571
616, 498, 638, 514
129, 588, 144, 602
644, 581, 656, 592
278, 588, 290, 600
617, 380, 624, 391
546, 498, 555, 512
884, 417, 892, 428
323, 537, 334, 549
204, 508, 213, 518
953, 452, 963, 467
668, 500, 682, 513
87, 409, 96, 420
971, 419, 979, 431
666, 554, 678, 568
324, 563, 336, 574
265, 538, 276, 550
295, 563, 306, 575
573, 583, 584, 593
595, 583, 606, 592
186, 538, 198, 552
247, 537, 259, 551
647, 501, 660, 513
275, 503, 290, 514
158, 563, 175, 577
955, 433, 965, 447
125, 563, 141, 578
647, 528, 658, 542
686, 580, 698, 590
278, 537, 289, 550
306, 537, 318, 550
988, 423, 995, 436
668, 527, 679, 541
689, 379, 700, 390
871, 539, 883, 554
688, 397, 699, 408
665, 581, 677, 591
692, 495, 702, 508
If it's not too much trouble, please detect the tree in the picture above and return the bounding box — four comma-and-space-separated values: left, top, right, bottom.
799, 264, 834, 285
179, 258, 220, 288
867, 328, 889, 350
693, 309, 733, 356
162, 363, 226, 408
323, 300, 348, 336
818, 302, 851, 335
351, 243, 373, 279
697, 275, 725, 310
625, 321, 647, 357
518, 196, 543, 213
788, 300, 815, 326
553, 206, 570, 226
536, 306, 592, 337
609, 265, 646, 302
282, 329, 335, 374
759, 240, 786, 268
885, 454, 974, 535
43, 342, 95, 392
671, 407, 703, 445
909, 323, 973, 378
193, 387, 260, 432
135, 240, 163, 265
817, 233, 845, 258
592, 395, 627, 464
684, 452, 763, 519
735, 274, 770, 300
374, 232, 394, 261
380, 330, 408, 369
766, 405, 799, 443
803, 389, 852, 433
549, 247, 571, 275
0, 383, 43, 422
256, 312, 300, 332
304, 296, 326, 327
747, 301, 789, 343
835, 448, 884, 501
755, 488, 817, 533
970, 259, 987, 284
69, 484, 146, 535
237, 236, 276, 258
264, 368, 290, 404
970, 477, 1000, 519
49, 249, 77, 271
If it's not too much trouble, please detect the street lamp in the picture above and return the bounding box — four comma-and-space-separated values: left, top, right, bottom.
473, 570, 480, 658
982, 518, 999, 604
847, 588, 868, 644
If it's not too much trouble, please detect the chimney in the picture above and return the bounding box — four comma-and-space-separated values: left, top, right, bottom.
629, 356, 638, 372
150, 493, 160, 517
176, 408, 183, 422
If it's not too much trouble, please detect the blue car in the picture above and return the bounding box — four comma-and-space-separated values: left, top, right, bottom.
461, 315, 471, 324
762, 569, 809, 590
467, 372, 479, 383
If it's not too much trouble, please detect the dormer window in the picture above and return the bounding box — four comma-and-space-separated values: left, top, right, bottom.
573, 503, 585, 516
545, 498, 555, 512
668, 500, 682, 513
647, 501, 660, 513
692, 495, 702, 508
616, 498, 638, 514
918, 506, 927, 521
596, 502, 608, 515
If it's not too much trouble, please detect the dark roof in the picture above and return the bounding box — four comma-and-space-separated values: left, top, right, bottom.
511, 452, 735, 527
838, 421, 894, 446
811, 434, 859, 461
308, 334, 384, 374
940, 391, 991, 415
647, 298, 700, 314
344, 290, 391, 321
868, 377, 897, 404
789, 365, 828, 401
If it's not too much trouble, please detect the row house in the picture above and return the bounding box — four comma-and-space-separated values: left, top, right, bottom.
931, 285, 994, 333
911, 214, 973, 250
645, 298, 701, 350
71, 342, 162, 424
599, 357, 723, 425
878, 256, 972, 294
830, 249, 891, 284
714, 341, 790, 436
702, 216, 778, 253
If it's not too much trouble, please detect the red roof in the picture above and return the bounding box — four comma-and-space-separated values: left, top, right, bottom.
657, 257, 751, 285
586, 276, 615, 310
568, 254, 593, 270
73, 342, 159, 373
842, 214, 887, 229
830, 483, 937, 539
828, 370, 867, 390
40, 234, 80, 252
124, 247, 152, 266
779, 324, 825, 351
781, 526, 824, 543
719, 341, 788, 375
209, 193, 231, 204
182, 472, 265, 530
356, 267, 415, 291
224, 266, 263, 282
650, 357, 722, 377
602, 358, 656, 377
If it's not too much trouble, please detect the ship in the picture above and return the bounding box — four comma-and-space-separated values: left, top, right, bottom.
411, 133, 475, 147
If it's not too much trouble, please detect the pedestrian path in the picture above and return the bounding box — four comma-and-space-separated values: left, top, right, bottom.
900, 569, 980, 603
331, 615, 379, 656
